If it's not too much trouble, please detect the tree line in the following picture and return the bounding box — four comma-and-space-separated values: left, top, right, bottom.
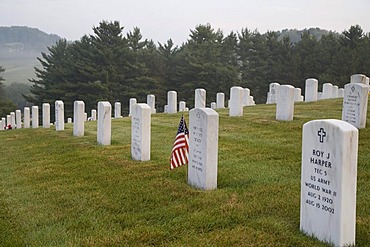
14, 21, 370, 117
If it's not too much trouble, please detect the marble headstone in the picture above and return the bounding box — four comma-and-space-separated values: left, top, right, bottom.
114, 102, 121, 118
42, 103, 50, 128
305, 78, 318, 102
73, 101, 85, 136
350, 74, 367, 85
91, 109, 97, 121
188, 108, 219, 190
243, 88, 251, 106
6, 115, 11, 128
195, 88, 206, 108
129, 98, 137, 117
167, 91, 177, 114
179, 101, 186, 112
338, 88, 344, 98
322, 83, 333, 99
131, 103, 151, 161
216, 92, 225, 108
267, 82, 280, 104
15, 110, 22, 129
294, 88, 302, 102
276, 85, 295, 121
32, 106, 39, 128
229, 86, 244, 116
10, 112, 15, 128
24, 107, 30, 128
97, 101, 111, 145
341, 83, 369, 129
300, 119, 358, 247
55, 100, 64, 131
147, 94, 156, 114
210, 102, 216, 109
332, 86, 339, 98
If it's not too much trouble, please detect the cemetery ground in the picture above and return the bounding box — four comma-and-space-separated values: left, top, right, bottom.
0, 99, 369, 246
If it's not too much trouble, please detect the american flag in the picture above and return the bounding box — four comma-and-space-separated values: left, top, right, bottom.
170, 115, 189, 170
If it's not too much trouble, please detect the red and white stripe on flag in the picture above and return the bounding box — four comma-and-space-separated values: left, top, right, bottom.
170, 116, 189, 170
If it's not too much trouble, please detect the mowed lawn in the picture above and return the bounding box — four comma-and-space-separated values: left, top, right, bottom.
0, 99, 369, 246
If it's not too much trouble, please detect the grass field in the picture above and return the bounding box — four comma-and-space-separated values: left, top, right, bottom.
0, 99, 369, 246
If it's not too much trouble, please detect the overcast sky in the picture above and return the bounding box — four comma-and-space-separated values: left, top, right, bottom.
2, 0, 370, 45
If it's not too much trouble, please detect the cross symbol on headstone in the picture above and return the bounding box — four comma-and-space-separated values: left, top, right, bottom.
318, 128, 326, 143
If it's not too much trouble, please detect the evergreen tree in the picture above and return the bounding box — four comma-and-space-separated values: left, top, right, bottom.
176, 24, 240, 106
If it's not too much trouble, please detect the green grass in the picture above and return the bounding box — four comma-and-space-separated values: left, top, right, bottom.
0, 99, 369, 246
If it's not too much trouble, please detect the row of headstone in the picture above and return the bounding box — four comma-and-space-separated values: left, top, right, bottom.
267, 83, 304, 104
164, 88, 255, 116
300, 73, 368, 245
1, 105, 45, 130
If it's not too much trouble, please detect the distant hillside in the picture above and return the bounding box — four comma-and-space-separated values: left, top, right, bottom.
277, 27, 339, 43
0, 26, 61, 55
0, 26, 62, 84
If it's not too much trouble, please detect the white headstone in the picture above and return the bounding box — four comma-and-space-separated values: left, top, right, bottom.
338, 88, 344, 98
229, 86, 244, 117
250, 96, 255, 105
243, 88, 251, 106
188, 108, 219, 190
350, 74, 367, 85
42, 103, 50, 128
300, 119, 358, 247
15, 110, 22, 129
167, 91, 177, 114
164, 105, 168, 113
67, 118, 72, 124
0, 118, 4, 130
91, 109, 97, 121
276, 85, 295, 121
6, 115, 11, 128
216, 92, 225, 108
322, 83, 333, 99
194, 88, 206, 108
97, 101, 111, 145
317, 92, 323, 101
332, 86, 339, 98
267, 82, 280, 104
131, 103, 151, 161
84, 113, 87, 121
210, 102, 216, 109
10, 112, 15, 128
179, 101, 186, 112
32, 106, 39, 128
305, 78, 318, 102
294, 88, 302, 102
129, 98, 137, 117
341, 83, 369, 129
55, 100, 64, 131
147, 94, 156, 114
24, 107, 30, 128
114, 102, 121, 118
73, 101, 85, 136
185, 107, 189, 112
